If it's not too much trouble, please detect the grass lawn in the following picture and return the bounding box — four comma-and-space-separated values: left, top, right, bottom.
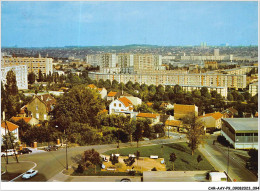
104, 142, 215, 171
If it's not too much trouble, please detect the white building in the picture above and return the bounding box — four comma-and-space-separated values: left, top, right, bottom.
122, 96, 142, 106
109, 97, 134, 115
1, 65, 28, 89
249, 82, 258, 96
221, 118, 258, 149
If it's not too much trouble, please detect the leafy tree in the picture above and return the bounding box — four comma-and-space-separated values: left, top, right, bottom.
243, 91, 252, 101
111, 80, 119, 90
200, 87, 208, 97
169, 152, 177, 170
133, 119, 144, 148
38, 70, 44, 82
248, 149, 258, 170
227, 93, 234, 101
192, 90, 201, 98
237, 94, 244, 102
153, 123, 165, 134
125, 119, 136, 143
10, 119, 31, 142
28, 72, 36, 84
53, 85, 105, 127
84, 149, 101, 173
231, 90, 239, 101
2, 132, 18, 150
182, 114, 205, 155
5, 70, 18, 96
173, 85, 182, 94
110, 154, 119, 165
211, 90, 218, 98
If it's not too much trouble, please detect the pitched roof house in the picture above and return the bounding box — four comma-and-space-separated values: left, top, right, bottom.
1, 121, 19, 143
107, 91, 121, 101
174, 104, 198, 120
109, 97, 134, 115
10, 117, 39, 126
26, 94, 56, 121
136, 113, 160, 124
199, 112, 223, 132
87, 84, 107, 99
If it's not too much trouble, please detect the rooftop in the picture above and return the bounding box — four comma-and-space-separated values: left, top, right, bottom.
222, 118, 258, 132
107, 91, 118, 97
118, 97, 132, 107
1, 121, 19, 131
137, 113, 160, 119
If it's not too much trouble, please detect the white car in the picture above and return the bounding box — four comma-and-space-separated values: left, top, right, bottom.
1, 150, 18, 157
22, 169, 38, 179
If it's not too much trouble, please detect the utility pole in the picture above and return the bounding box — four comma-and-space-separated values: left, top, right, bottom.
227, 146, 229, 175
66, 136, 68, 170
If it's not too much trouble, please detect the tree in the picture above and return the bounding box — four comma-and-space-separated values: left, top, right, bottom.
10, 119, 31, 142
182, 114, 205, 155
125, 119, 136, 143
38, 70, 44, 82
200, 87, 208, 97
5, 70, 18, 96
248, 149, 258, 170
169, 152, 177, 170
237, 94, 244, 102
2, 132, 18, 150
173, 85, 181, 94
84, 149, 101, 173
227, 93, 234, 101
53, 85, 105, 127
133, 119, 144, 148
197, 155, 203, 169
28, 72, 36, 84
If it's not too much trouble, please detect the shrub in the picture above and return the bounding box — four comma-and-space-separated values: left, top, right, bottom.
151, 167, 157, 171
76, 164, 84, 173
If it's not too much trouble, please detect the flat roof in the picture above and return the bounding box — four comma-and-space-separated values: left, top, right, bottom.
222, 118, 258, 132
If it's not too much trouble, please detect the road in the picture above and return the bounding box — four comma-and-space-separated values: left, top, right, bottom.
2, 136, 185, 182
199, 133, 258, 182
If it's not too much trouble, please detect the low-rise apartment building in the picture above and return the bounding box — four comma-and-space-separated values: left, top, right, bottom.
89, 72, 247, 89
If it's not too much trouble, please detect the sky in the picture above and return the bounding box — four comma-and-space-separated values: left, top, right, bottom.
1, 1, 258, 47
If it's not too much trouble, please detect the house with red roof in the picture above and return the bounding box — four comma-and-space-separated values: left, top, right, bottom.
109, 97, 134, 115
1, 121, 19, 142
136, 113, 160, 124
10, 117, 39, 126
199, 112, 223, 133
107, 91, 121, 101
87, 84, 107, 99
26, 94, 56, 121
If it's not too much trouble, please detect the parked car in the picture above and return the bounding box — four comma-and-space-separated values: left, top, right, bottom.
44, 145, 59, 151
1, 150, 18, 157
120, 178, 131, 182
18, 148, 32, 155
246, 162, 253, 170
22, 169, 38, 179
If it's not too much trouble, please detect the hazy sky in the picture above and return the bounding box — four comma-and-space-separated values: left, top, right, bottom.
1, 1, 258, 47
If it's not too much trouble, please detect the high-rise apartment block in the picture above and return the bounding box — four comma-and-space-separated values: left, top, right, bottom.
214, 49, 219, 57
1, 56, 53, 76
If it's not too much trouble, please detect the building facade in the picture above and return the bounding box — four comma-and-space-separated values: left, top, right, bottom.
221, 118, 258, 149
89, 72, 247, 89
1, 65, 28, 89
249, 82, 258, 96
2, 56, 53, 76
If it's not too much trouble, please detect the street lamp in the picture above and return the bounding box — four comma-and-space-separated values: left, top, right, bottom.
56, 125, 68, 170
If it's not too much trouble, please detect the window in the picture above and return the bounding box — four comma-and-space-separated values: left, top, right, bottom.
114, 103, 116, 107
44, 114, 47, 120
36, 113, 39, 119
36, 106, 38, 110
119, 104, 122, 107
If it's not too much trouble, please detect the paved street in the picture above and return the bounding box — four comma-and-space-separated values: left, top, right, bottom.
1, 135, 185, 182
199, 133, 258, 182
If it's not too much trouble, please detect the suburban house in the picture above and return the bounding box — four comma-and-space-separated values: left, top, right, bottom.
107, 91, 121, 101
18, 105, 28, 117
10, 117, 39, 126
165, 120, 182, 132
26, 94, 56, 121
121, 96, 142, 106
174, 104, 198, 120
221, 118, 258, 149
1, 121, 19, 143
136, 113, 160, 124
109, 97, 134, 115
87, 84, 107, 99
222, 107, 238, 118
160, 102, 174, 110
198, 112, 223, 133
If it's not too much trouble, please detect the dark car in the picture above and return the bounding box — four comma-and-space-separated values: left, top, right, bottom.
44, 145, 59, 151
120, 178, 131, 182
18, 148, 32, 155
